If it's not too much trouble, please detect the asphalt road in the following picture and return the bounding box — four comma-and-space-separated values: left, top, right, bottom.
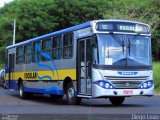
0, 86, 160, 120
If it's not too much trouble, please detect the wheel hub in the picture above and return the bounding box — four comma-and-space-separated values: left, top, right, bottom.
19, 86, 23, 97
68, 88, 74, 101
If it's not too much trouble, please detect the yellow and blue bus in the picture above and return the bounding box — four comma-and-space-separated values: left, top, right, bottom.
5, 19, 153, 105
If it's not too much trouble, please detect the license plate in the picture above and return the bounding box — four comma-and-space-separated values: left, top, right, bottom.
123, 90, 133, 94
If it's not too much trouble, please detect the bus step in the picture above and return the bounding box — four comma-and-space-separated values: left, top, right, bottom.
77, 95, 92, 98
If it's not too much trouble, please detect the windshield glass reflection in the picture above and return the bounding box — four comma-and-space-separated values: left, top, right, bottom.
96, 34, 151, 67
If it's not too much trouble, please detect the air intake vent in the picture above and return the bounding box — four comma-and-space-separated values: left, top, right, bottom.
105, 76, 148, 81
105, 76, 149, 89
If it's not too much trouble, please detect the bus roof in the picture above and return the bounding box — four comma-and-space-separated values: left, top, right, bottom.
6, 19, 150, 49
94, 19, 150, 26
6, 21, 92, 49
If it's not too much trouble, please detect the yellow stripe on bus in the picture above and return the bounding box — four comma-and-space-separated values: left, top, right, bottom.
5, 69, 76, 81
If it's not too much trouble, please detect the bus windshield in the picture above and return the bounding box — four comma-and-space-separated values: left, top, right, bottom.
95, 34, 152, 67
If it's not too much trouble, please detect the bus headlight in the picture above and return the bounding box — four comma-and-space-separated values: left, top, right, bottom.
99, 82, 104, 87
147, 82, 152, 87
143, 83, 147, 88
94, 80, 114, 89
140, 80, 153, 89
105, 83, 110, 88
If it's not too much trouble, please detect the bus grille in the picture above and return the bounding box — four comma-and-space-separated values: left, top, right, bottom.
105, 76, 148, 89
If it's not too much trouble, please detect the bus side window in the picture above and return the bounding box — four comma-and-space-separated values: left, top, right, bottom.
16, 47, 24, 64
52, 36, 62, 60
63, 33, 73, 59
42, 39, 52, 61
33, 42, 41, 62
24, 44, 32, 64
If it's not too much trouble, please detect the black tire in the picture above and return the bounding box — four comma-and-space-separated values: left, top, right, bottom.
50, 94, 63, 100
109, 97, 125, 105
3, 81, 6, 89
19, 82, 27, 99
66, 82, 81, 105
3, 81, 5, 88
27, 92, 34, 98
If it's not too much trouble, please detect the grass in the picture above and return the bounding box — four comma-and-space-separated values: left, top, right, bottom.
153, 62, 160, 94
0, 61, 4, 70
0, 64, 4, 70
0, 64, 5, 70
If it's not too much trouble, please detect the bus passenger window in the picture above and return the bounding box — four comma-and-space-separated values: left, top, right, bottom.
16, 47, 24, 64
52, 36, 62, 60
33, 42, 41, 62
63, 33, 73, 59
42, 39, 51, 61
24, 44, 32, 64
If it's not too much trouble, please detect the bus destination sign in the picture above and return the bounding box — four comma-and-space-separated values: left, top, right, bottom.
96, 22, 150, 34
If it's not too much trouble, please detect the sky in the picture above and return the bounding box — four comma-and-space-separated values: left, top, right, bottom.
0, 0, 14, 7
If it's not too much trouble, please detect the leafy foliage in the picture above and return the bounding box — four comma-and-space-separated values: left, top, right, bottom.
0, 0, 160, 62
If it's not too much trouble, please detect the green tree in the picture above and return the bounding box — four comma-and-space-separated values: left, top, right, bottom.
102, 0, 160, 60
0, 0, 160, 62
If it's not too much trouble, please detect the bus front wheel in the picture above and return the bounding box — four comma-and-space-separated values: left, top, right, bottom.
109, 97, 125, 105
66, 82, 81, 105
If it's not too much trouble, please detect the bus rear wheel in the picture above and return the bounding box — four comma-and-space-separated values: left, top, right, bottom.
109, 97, 125, 105
19, 82, 27, 99
66, 82, 81, 105
3, 81, 6, 89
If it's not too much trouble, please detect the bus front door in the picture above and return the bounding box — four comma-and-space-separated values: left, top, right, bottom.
8, 54, 15, 89
78, 38, 92, 96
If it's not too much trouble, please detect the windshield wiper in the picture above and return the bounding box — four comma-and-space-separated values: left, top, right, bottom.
128, 33, 141, 57
129, 33, 141, 47
109, 32, 125, 55
128, 39, 131, 57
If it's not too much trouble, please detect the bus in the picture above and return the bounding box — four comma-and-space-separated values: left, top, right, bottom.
5, 19, 153, 105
